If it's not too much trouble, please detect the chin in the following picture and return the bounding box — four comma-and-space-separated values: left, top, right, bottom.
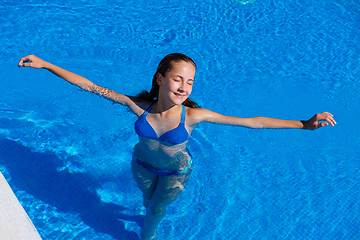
172, 94, 188, 105
173, 98, 187, 105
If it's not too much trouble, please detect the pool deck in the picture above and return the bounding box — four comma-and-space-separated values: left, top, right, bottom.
0, 172, 42, 240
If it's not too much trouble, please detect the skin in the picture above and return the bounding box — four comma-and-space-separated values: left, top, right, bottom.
18, 55, 336, 239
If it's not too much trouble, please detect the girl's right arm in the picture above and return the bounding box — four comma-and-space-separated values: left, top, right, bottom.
18, 55, 144, 115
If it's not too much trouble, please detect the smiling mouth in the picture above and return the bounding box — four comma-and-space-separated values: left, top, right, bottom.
174, 93, 186, 99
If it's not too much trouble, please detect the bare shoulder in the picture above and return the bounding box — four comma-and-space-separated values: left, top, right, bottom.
128, 97, 152, 117
186, 107, 212, 118
185, 107, 220, 126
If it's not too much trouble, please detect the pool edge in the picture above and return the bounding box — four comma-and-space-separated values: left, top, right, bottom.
0, 172, 42, 240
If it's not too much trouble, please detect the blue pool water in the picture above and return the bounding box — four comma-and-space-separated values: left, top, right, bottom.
1, 0, 360, 239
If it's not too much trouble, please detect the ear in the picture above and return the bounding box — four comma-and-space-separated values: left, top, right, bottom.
156, 73, 163, 85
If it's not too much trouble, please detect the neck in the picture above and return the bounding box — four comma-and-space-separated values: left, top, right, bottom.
154, 100, 181, 116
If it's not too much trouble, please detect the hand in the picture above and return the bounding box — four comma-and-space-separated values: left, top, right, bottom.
18, 55, 47, 69
302, 112, 337, 130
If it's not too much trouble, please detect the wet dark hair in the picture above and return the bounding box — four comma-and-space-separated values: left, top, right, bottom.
136, 53, 200, 108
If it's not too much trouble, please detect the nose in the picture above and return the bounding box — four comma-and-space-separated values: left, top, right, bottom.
178, 81, 186, 92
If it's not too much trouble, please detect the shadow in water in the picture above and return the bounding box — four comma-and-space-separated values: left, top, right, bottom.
0, 139, 142, 240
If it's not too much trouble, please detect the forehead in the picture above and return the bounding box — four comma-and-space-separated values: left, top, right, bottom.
168, 60, 196, 74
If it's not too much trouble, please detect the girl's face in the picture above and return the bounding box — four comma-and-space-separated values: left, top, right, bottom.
157, 60, 195, 105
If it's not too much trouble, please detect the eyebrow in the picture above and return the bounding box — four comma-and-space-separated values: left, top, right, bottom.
175, 75, 194, 81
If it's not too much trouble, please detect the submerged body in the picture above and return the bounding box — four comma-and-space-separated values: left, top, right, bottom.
17, 54, 336, 240
134, 102, 191, 172
132, 102, 194, 239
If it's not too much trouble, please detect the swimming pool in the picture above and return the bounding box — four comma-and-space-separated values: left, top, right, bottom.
1, 0, 359, 239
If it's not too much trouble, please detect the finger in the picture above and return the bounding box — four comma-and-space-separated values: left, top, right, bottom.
17, 58, 26, 67
326, 112, 334, 119
319, 113, 337, 126
18, 56, 31, 67
18, 62, 31, 67
21, 62, 32, 67
322, 111, 333, 117
323, 114, 336, 126
320, 122, 328, 128
321, 112, 333, 119
329, 117, 337, 126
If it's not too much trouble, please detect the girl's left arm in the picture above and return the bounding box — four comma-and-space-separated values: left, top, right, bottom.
188, 108, 336, 130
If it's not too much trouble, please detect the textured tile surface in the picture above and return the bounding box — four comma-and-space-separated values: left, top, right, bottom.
0, 172, 41, 240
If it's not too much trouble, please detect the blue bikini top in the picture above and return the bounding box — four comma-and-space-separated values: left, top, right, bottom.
135, 102, 190, 145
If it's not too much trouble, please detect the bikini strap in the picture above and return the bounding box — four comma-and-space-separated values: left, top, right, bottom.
180, 104, 186, 123
145, 103, 185, 122
143, 102, 155, 115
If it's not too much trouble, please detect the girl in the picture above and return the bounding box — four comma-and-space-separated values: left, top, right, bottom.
18, 53, 336, 240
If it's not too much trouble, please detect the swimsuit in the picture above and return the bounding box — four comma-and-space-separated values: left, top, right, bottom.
134, 157, 192, 176
134, 102, 192, 175
135, 102, 189, 145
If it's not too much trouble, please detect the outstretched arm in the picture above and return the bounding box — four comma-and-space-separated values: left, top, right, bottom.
17, 55, 142, 113
188, 108, 336, 130
18, 55, 94, 90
